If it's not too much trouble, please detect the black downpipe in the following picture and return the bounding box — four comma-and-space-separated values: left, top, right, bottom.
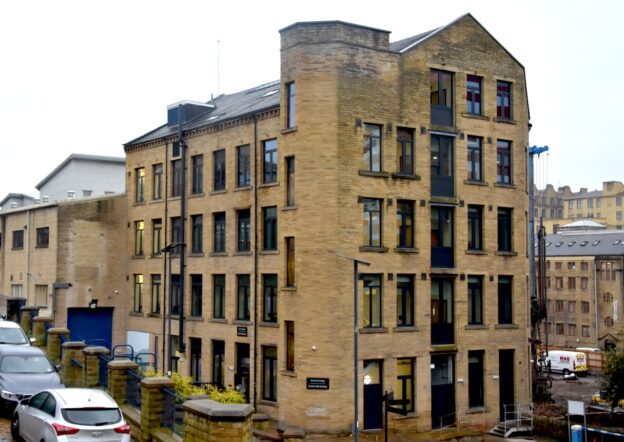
252, 115, 259, 408
178, 108, 187, 355
162, 141, 170, 372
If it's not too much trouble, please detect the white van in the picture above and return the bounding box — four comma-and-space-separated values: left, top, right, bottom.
543, 350, 587, 375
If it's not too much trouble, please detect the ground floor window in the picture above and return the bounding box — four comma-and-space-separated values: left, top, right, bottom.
396, 358, 415, 412
263, 346, 278, 401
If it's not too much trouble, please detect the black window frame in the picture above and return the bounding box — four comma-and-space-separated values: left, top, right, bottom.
497, 207, 513, 252
363, 123, 382, 172
151, 274, 161, 314
286, 156, 295, 206
396, 358, 415, 413
36, 227, 49, 248
496, 80, 512, 120
213, 212, 226, 253
467, 136, 482, 182
467, 205, 483, 251
213, 275, 225, 319
134, 220, 145, 256
191, 154, 203, 194
286, 237, 295, 287
262, 346, 278, 402
191, 214, 203, 254
237, 144, 250, 188
286, 81, 295, 129
468, 350, 485, 407
170, 274, 181, 315
285, 321, 295, 372
213, 149, 226, 191
133, 274, 143, 313
467, 276, 483, 325
498, 276, 513, 324
237, 274, 250, 321
396, 200, 414, 249
171, 159, 182, 197
135, 167, 145, 203
12, 230, 23, 249
466, 75, 482, 115
262, 139, 278, 184
496, 140, 512, 185
363, 274, 382, 328
263, 206, 277, 251
152, 163, 163, 200
362, 198, 382, 247
263, 274, 278, 323
396, 275, 414, 327
237, 209, 251, 252
396, 127, 414, 175
190, 274, 202, 317
430, 69, 454, 126
152, 219, 162, 255
171, 217, 182, 250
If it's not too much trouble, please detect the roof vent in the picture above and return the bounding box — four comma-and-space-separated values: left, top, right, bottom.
592, 240, 600, 246
67, 190, 75, 199
42, 196, 49, 203
10, 202, 18, 208
167, 100, 215, 127
34, 198, 41, 204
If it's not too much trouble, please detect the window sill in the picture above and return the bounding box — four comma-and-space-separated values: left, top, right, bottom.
461, 112, 490, 121
282, 205, 297, 211
168, 196, 181, 201
465, 406, 490, 414
259, 250, 279, 255
234, 186, 252, 192
11, 247, 24, 250
465, 249, 487, 255
391, 173, 421, 181
189, 192, 205, 198
359, 327, 388, 334
494, 117, 517, 125
429, 196, 458, 205
150, 198, 164, 204
359, 246, 389, 253
210, 189, 228, 195
150, 253, 162, 259
259, 321, 279, 328
131, 255, 145, 260
281, 126, 297, 134
258, 400, 278, 408
430, 344, 457, 352
133, 201, 146, 206
463, 179, 489, 187
234, 251, 253, 256
187, 316, 204, 322
395, 247, 419, 254
233, 320, 253, 326
280, 370, 297, 377
210, 252, 228, 257
495, 251, 518, 257
393, 326, 419, 332
130, 311, 143, 317
495, 323, 519, 329
464, 324, 489, 330
494, 183, 516, 189
148, 313, 161, 318
358, 170, 390, 178
35, 245, 49, 249
189, 252, 204, 257
210, 318, 228, 324
281, 286, 296, 292
430, 268, 458, 275
259, 182, 279, 188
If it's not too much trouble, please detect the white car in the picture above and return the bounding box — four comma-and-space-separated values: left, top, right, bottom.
12, 388, 131, 441
0, 320, 34, 346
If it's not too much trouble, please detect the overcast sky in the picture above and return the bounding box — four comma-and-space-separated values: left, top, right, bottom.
1, 0, 622, 199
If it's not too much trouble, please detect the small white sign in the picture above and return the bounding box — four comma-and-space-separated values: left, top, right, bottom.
568, 400, 585, 416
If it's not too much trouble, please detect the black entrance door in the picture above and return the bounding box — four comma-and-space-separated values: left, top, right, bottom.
363, 360, 383, 430
431, 354, 455, 429
235, 343, 250, 402
499, 349, 515, 421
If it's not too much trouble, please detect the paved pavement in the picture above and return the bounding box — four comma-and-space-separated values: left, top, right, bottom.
0, 416, 11, 441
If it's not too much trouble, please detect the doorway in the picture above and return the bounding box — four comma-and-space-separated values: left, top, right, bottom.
431, 354, 455, 429
499, 349, 515, 421
363, 360, 383, 430
235, 343, 250, 402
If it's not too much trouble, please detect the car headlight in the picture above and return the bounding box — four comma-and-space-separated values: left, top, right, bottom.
1, 390, 18, 401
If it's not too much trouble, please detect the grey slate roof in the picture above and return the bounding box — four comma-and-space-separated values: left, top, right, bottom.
389, 29, 439, 52
125, 80, 281, 148
567, 190, 603, 199
544, 230, 624, 257
0, 193, 35, 207
36, 154, 125, 189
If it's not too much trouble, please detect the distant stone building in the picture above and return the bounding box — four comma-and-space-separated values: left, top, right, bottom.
563, 181, 624, 230
35, 153, 125, 201
544, 230, 624, 350
123, 14, 531, 433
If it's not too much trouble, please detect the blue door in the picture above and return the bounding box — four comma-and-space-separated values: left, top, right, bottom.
67, 307, 113, 349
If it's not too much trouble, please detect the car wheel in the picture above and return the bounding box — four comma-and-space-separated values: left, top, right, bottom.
11, 414, 22, 442
562, 369, 570, 376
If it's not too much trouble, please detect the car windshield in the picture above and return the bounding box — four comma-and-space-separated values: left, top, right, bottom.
0, 328, 28, 345
61, 408, 122, 426
0, 355, 54, 373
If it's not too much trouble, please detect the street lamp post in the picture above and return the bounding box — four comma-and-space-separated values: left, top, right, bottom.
335, 252, 370, 441
161, 242, 184, 376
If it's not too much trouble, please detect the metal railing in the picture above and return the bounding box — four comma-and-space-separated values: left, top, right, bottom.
70, 357, 84, 369
125, 368, 142, 409
162, 386, 184, 437
98, 353, 112, 388
503, 403, 534, 436
112, 344, 134, 360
